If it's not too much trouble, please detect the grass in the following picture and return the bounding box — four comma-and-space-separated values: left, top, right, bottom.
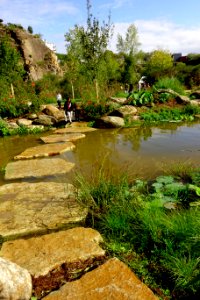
75, 162, 200, 299
154, 77, 186, 95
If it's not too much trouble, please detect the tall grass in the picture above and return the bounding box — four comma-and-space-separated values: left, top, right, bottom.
75, 163, 200, 299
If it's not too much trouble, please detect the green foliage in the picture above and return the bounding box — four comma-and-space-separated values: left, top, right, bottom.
146, 50, 173, 80
76, 166, 200, 298
140, 107, 196, 123
116, 24, 140, 56
128, 90, 154, 106
0, 119, 10, 136
154, 77, 185, 95
81, 101, 114, 120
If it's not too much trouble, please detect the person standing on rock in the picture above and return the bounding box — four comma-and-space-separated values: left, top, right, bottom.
64, 97, 73, 124
56, 93, 62, 109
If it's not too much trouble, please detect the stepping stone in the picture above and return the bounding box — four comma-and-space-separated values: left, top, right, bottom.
42, 258, 158, 300
14, 142, 75, 160
1, 227, 105, 298
54, 127, 97, 134
0, 183, 87, 240
5, 157, 74, 180
40, 133, 85, 144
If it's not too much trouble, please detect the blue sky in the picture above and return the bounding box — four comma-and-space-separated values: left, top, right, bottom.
1, 0, 200, 55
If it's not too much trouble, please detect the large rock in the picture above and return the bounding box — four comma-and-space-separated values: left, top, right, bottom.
110, 105, 138, 118
0, 257, 32, 300
109, 97, 128, 105
16, 118, 33, 126
33, 114, 57, 126
5, 157, 74, 180
97, 116, 125, 128
42, 104, 65, 121
54, 127, 97, 134
0, 182, 87, 239
43, 258, 158, 300
40, 133, 86, 143
1, 228, 105, 298
14, 142, 75, 160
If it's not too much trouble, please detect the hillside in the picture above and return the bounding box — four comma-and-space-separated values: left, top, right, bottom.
0, 22, 62, 81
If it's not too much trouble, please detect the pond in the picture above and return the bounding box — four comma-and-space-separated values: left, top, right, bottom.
0, 121, 200, 185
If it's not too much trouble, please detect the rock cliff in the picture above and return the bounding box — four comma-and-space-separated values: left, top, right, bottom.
0, 23, 62, 81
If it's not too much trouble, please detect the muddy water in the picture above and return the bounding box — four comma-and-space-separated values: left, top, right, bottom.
0, 122, 200, 185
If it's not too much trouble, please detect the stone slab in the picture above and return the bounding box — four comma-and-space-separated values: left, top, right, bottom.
43, 258, 158, 300
14, 142, 75, 160
0, 182, 87, 239
40, 133, 85, 144
5, 157, 74, 180
1, 227, 104, 277
54, 127, 97, 134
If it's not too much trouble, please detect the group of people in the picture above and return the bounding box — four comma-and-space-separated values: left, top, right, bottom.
56, 93, 80, 124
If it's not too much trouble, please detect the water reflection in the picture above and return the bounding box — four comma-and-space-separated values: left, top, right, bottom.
1, 121, 200, 185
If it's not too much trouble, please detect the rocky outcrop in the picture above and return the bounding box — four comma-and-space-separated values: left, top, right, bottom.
109, 105, 138, 118
5, 157, 74, 179
0, 257, 32, 300
10, 28, 62, 81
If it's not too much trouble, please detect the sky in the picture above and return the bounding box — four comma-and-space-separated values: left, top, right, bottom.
1, 0, 200, 55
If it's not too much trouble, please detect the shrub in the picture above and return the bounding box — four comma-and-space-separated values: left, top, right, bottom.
154, 77, 185, 95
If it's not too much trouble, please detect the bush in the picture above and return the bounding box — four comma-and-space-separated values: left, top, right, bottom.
154, 77, 185, 95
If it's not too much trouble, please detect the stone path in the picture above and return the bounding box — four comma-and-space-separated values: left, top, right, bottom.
0, 182, 87, 240
0, 122, 158, 299
40, 133, 85, 143
14, 142, 75, 160
5, 157, 75, 180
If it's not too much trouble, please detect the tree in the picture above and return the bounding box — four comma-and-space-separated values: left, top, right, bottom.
116, 24, 140, 56
65, 0, 113, 100
146, 49, 174, 80
27, 26, 33, 34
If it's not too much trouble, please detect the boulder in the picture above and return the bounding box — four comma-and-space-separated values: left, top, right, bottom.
97, 116, 125, 128
7, 121, 19, 129
43, 258, 158, 300
1, 228, 105, 298
16, 118, 33, 126
5, 157, 74, 180
109, 97, 127, 105
40, 133, 86, 143
33, 114, 56, 126
0, 182, 87, 239
110, 105, 138, 118
14, 142, 75, 160
42, 104, 65, 121
0, 257, 32, 300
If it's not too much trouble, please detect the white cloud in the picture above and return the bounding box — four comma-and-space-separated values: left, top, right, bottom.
110, 20, 200, 55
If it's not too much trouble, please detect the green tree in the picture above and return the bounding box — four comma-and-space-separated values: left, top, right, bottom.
65, 0, 113, 100
27, 26, 33, 34
146, 49, 173, 80
116, 24, 140, 56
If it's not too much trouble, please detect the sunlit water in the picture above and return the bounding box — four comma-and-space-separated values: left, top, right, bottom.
0, 121, 200, 185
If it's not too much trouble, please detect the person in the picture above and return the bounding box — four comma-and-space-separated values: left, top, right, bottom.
64, 97, 73, 124
56, 93, 62, 109
138, 76, 146, 91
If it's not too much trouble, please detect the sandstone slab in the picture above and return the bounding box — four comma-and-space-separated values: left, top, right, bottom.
14, 142, 75, 160
54, 127, 97, 134
0, 182, 87, 239
0, 257, 32, 300
40, 133, 85, 144
5, 157, 74, 180
43, 257, 158, 300
1, 227, 105, 298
